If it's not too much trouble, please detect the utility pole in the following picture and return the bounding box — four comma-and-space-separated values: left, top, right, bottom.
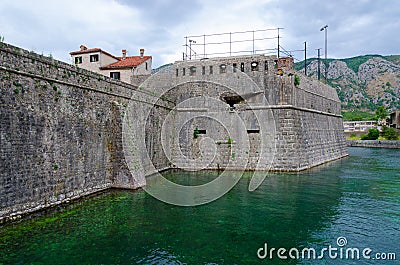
304, 41, 307, 76
317, 48, 321, 81
277, 28, 283, 58
185, 36, 188, 60
320, 25, 328, 82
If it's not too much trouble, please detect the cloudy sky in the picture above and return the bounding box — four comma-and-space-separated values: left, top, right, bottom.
0, 0, 399, 68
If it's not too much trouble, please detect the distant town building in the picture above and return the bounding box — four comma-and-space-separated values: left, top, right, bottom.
343, 121, 378, 133
389, 110, 400, 129
69, 45, 152, 84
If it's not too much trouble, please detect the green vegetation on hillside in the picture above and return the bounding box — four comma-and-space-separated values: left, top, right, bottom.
342, 110, 376, 121
384, 55, 400, 65
341, 55, 383, 73
294, 54, 400, 113
294, 58, 335, 72
295, 55, 388, 73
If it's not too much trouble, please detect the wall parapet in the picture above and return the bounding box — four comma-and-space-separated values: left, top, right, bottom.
0, 43, 174, 108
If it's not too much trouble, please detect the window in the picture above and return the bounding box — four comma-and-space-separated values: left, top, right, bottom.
223, 95, 242, 108
220, 64, 227, 74
195, 129, 206, 134
209, 65, 213, 74
240, 62, 245, 72
90, 54, 99, 62
176, 68, 179, 77
145, 62, 148, 70
110, 72, 120, 80
251, 61, 259, 71
190, 66, 196, 76
202, 66, 206, 75
247, 129, 260, 134
75, 56, 82, 64
264, 61, 269, 71
233, 63, 237, 73
182, 68, 185, 76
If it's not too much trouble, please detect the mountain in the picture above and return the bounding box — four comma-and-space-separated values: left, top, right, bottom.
295, 55, 400, 115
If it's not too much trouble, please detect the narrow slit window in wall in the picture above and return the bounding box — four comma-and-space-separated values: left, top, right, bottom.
190, 66, 196, 76
233, 63, 237, 72
247, 129, 260, 134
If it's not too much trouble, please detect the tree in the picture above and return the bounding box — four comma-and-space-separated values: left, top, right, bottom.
361, 128, 380, 140
375, 106, 388, 125
382, 126, 399, 140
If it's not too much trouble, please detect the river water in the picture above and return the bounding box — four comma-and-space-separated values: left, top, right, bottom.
0, 147, 399, 264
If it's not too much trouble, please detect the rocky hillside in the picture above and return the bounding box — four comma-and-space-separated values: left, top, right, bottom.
295, 55, 400, 113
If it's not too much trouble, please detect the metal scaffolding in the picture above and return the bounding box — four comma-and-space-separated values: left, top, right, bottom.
183, 28, 283, 60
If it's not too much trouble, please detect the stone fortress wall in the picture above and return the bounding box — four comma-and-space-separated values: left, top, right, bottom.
0, 43, 171, 222
146, 55, 348, 172
0, 43, 347, 222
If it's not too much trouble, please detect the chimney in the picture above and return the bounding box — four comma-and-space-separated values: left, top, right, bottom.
140, 48, 144, 58
80, 45, 87, 51
122, 49, 127, 59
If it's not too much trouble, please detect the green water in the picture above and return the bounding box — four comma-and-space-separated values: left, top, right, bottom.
0, 147, 399, 264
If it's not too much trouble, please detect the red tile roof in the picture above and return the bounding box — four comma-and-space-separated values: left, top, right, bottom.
100, 56, 152, 69
70, 46, 151, 69
69, 48, 120, 60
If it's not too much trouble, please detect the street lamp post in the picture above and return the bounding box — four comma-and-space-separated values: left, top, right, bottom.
320, 25, 328, 83
316, 48, 321, 81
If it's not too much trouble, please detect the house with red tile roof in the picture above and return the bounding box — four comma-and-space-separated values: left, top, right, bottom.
70, 45, 152, 84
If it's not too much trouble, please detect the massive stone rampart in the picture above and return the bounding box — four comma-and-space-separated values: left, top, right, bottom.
0, 44, 348, 222
141, 55, 348, 171
0, 43, 171, 222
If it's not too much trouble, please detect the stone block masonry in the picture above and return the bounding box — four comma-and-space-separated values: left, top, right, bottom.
347, 140, 400, 149
0, 43, 348, 222
0, 43, 172, 223
142, 55, 348, 172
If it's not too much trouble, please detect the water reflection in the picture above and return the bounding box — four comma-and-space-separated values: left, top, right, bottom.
0, 148, 398, 264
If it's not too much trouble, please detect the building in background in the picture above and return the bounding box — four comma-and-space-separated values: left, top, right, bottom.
389, 110, 400, 129
343, 121, 378, 135
70, 45, 152, 84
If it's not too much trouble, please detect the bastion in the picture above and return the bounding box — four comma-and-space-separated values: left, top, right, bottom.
142, 54, 348, 172
0, 43, 347, 222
